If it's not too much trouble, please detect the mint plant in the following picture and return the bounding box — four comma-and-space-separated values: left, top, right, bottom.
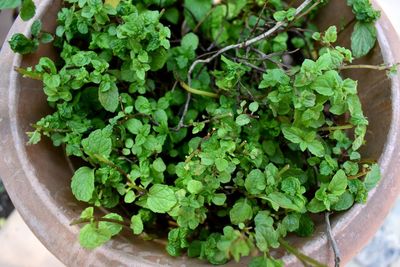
11, 0, 390, 266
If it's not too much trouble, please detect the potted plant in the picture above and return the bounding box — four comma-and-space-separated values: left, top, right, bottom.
1, 0, 400, 266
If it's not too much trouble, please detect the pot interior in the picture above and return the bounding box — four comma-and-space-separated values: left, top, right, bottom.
15, 0, 392, 266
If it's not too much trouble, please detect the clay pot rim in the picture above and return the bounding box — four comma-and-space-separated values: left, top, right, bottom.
1, 0, 400, 266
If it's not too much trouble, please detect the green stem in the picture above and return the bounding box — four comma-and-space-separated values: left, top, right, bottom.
278, 164, 290, 177
179, 81, 219, 98
319, 124, 353, 131
182, 113, 233, 129
339, 64, 391, 71
348, 171, 369, 180
15, 67, 43, 80
33, 124, 70, 133
93, 154, 147, 194
70, 217, 130, 227
279, 238, 327, 267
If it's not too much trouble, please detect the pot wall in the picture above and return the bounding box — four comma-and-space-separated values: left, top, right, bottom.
0, 0, 400, 266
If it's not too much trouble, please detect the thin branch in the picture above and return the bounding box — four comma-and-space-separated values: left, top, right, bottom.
175, 92, 191, 131
319, 124, 353, 132
187, 0, 314, 83
339, 64, 393, 71
70, 217, 130, 227
325, 212, 341, 267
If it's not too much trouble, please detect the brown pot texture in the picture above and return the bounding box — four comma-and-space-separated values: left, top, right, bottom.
1, 0, 400, 266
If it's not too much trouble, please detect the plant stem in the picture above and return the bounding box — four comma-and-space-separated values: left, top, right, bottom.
179, 81, 219, 98
70, 217, 130, 227
187, 0, 313, 84
319, 124, 353, 131
279, 238, 327, 267
93, 154, 147, 194
180, 113, 233, 129
348, 170, 369, 180
325, 212, 341, 267
14, 67, 43, 80
339, 64, 391, 71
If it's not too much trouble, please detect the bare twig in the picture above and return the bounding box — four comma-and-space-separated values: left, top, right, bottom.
187, 0, 314, 83
174, 92, 191, 131
325, 212, 341, 267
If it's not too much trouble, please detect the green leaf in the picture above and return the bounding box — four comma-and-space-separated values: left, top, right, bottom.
187, 180, 203, 194
229, 199, 253, 225
71, 167, 95, 202
323, 26, 337, 43
332, 191, 354, 211
20, 0, 36, 21
249, 102, 259, 113
130, 214, 144, 235
181, 32, 199, 50
184, 0, 212, 22
125, 118, 143, 135
215, 158, 229, 172
307, 198, 326, 213
0, 0, 21, 9
30, 19, 42, 37
8, 33, 38, 54
135, 96, 152, 114
328, 170, 348, 195
265, 192, 305, 212
99, 213, 123, 236
311, 70, 340, 96
124, 190, 136, 203
80, 207, 94, 219
153, 158, 166, 172
364, 164, 381, 191
212, 193, 227, 206
245, 169, 266, 195
281, 126, 303, 144
82, 127, 112, 158
307, 139, 325, 157
40, 32, 54, 44
147, 184, 177, 213
235, 114, 250, 126
79, 224, 111, 249
99, 86, 119, 112
294, 214, 315, 237
351, 21, 376, 58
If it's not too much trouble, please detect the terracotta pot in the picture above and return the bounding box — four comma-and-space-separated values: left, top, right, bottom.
1, 0, 399, 266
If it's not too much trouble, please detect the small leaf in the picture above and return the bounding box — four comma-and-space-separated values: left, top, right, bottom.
71, 167, 95, 202
147, 184, 177, 213
187, 180, 203, 194
79, 224, 111, 249
328, 169, 348, 195
131, 215, 144, 235
99, 86, 119, 112
235, 114, 250, 126
229, 200, 253, 225
364, 164, 381, 191
153, 158, 166, 172
30, 19, 41, 37
351, 21, 376, 58
20, 0, 36, 21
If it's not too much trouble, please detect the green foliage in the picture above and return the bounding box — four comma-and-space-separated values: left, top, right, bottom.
348, 0, 380, 58
17, 0, 384, 266
8, 18, 53, 55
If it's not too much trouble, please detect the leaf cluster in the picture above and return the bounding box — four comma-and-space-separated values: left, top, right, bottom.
14, 0, 383, 266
